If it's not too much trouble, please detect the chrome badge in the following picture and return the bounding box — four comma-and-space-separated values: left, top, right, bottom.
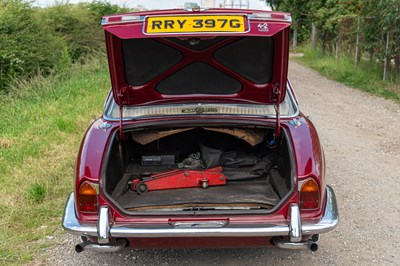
257, 23, 269, 32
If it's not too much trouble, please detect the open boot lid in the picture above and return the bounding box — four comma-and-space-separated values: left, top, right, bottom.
102, 8, 291, 137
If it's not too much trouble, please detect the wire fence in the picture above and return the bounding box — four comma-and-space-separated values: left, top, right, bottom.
293, 16, 400, 82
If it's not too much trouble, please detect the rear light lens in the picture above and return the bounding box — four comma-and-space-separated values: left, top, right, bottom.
77, 181, 98, 213
300, 178, 320, 210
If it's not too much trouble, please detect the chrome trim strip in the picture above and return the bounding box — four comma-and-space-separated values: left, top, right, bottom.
289, 204, 302, 242
248, 16, 292, 23
103, 110, 298, 122
288, 80, 299, 105
62, 186, 338, 238
169, 220, 229, 228
302, 186, 339, 234
102, 16, 145, 26
62, 193, 97, 236
287, 86, 300, 116
102, 88, 300, 122
98, 206, 110, 244
110, 224, 289, 238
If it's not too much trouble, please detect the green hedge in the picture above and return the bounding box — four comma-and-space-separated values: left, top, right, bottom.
0, 0, 128, 91
0, 0, 69, 90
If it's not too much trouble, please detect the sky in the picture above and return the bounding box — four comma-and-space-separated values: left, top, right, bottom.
34, 0, 269, 10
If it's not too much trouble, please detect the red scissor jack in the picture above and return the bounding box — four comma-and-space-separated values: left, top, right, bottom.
131, 167, 226, 195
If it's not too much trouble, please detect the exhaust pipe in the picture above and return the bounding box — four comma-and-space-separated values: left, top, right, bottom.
309, 241, 318, 252
271, 237, 318, 251
75, 238, 128, 253
75, 240, 91, 253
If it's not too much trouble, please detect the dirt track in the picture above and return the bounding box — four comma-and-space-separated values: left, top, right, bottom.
35, 60, 400, 265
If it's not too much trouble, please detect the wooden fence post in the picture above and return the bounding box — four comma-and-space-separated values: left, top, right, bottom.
355, 16, 360, 65
335, 24, 340, 62
293, 20, 298, 49
311, 22, 316, 48
383, 31, 390, 81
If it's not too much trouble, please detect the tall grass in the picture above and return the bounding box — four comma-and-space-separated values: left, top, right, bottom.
0, 54, 110, 264
296, 46, 400, 103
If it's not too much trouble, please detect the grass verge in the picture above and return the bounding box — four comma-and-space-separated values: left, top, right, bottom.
294, 46, 400, 103
0, 54, 110, 264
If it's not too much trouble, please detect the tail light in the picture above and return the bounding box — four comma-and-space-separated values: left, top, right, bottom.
77, 181, 98, 213
300, 178, 320, 210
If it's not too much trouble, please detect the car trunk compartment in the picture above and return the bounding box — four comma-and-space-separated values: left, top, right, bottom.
103, 126, 293, 213
119, 181, 278, 211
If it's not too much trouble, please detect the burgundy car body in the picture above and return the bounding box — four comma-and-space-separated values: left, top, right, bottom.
62, 8, 338, 252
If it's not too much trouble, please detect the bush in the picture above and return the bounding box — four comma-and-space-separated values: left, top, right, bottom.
88, 0, 129, 22
37, 3, 102, 61
0, 0, 127, 90
37, 1, 129, 61
0, 0, 70, 90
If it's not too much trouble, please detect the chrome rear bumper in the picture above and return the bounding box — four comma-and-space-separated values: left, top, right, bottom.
62, 186, 338, 246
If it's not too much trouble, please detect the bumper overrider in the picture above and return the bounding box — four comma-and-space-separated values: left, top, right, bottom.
62, 186, 339, 252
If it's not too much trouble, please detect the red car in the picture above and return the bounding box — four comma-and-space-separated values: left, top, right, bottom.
62, 8, 338, 253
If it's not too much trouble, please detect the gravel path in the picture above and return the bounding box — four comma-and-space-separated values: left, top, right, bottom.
33, 60, 400, 265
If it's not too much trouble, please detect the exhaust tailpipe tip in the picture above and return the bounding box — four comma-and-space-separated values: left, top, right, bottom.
311, 234, 320, 242
271, 237, 319, 251
74, 238, 129, 253
75, 241, 89, 253
75, 244, 83, 253
309, 242, 318, 252
116, 238, 129, 248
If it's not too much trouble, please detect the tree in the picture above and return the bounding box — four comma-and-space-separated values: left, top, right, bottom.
263, 0, 400, 78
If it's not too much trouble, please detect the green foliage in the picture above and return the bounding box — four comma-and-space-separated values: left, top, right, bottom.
88, 0, 129, 22
297, 46, 400, 102
37, 1, 128, 61
264, 0, 400, 77
0, 0, 128, 90
0, 55, 109, 264
0, 2, 126, 262
37, 3, 102, 60
0, 0, 70, 90
265, 0, 325, 43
